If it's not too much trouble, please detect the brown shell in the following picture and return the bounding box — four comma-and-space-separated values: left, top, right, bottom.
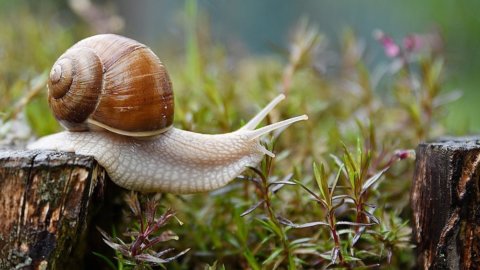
47, 34, 174, 136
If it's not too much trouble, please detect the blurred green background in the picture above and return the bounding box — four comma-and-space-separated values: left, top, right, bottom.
1, 0, 478, 133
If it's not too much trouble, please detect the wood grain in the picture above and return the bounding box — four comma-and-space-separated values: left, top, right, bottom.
0, 149, 107, 270
412, 137, 480, 269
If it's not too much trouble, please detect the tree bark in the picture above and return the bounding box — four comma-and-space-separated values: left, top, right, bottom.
412, 137, 480, 270
0, 149, 108, 270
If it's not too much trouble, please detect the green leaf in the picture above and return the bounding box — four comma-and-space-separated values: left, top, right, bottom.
330, 164, 344, 196
135, 248, 190, 264
362, 210, 380, 224
341, 254, 363, 262
263, 248, 283, 265
329, 154, 347, 176
278, 216, 330, 229
273, 255, 287, 270
356, 136, 362, 169
313, 162, 325, 199
331, 246, 339, 264
361, 167, 389, 195
292, 221, 330, 229
240, 199, 265, 217
336, 221, 374, 226
313, 162, 329, 204
292, 179, 321, 202
243, 250, 261, 270
256, 218, 283, 238
289, 237, 313, 247
92, 251, 117, 270
292, 179, 329, 209
342, 143, 358, 188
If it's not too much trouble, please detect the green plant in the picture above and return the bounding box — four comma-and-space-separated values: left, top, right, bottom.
240, 144, 298, 269
97, 193, 189, 269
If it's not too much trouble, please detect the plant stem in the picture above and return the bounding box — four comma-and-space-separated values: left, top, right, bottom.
260, 153, 296, 269
328, 214, 344, 264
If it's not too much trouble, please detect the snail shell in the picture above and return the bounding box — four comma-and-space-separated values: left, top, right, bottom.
47, 34, 174, 137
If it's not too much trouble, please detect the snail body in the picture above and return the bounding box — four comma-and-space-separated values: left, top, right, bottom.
28, 34, 307, 194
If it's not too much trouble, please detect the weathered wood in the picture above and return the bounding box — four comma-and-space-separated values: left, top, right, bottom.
412, 137, 480, 270
0, 149, 107, 270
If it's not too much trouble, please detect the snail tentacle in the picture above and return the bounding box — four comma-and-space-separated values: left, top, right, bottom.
240, 94, 286, 131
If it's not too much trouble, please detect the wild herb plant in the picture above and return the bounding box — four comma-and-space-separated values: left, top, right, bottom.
159, 22, 447, 269
96, 193, 190, 270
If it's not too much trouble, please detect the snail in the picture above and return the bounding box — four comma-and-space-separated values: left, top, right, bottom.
28, 34, 308, 194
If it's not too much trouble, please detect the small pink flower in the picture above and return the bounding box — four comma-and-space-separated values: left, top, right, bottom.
403, 34, 418, 52
403, 32, 443, 53
394, 149, 415, 160
373, 30, 400, 58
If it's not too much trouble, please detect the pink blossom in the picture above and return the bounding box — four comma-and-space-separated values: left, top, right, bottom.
373, 30, 400, 58
403, 32, 443, 53
403, 34, 419, 52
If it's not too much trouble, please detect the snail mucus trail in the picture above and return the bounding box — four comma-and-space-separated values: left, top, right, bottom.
28, 34, 308, 194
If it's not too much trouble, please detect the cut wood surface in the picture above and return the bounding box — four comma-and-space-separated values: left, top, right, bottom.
412, 137, 480, 270
0, 149, 107, 270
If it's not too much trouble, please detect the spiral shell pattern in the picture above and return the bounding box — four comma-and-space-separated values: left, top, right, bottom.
47, 34, 174, 136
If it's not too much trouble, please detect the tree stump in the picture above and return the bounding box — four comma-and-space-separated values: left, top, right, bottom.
412, 137, 480, 269
0, 149, 108, 270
